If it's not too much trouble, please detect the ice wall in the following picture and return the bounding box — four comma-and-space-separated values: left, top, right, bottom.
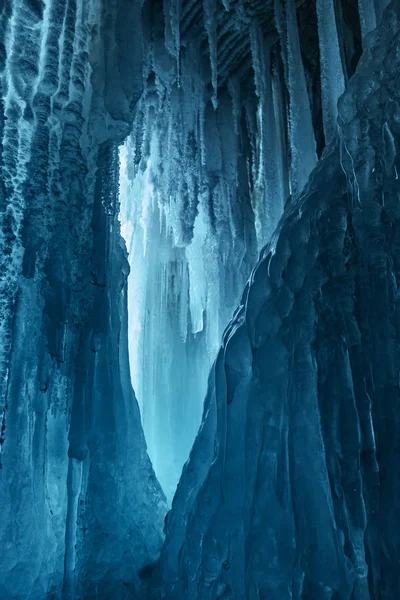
148, 2, 400, 598
0, 1, 165, 598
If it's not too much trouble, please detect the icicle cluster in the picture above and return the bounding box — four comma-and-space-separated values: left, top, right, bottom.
120, 0, 350, 499
120, 3, 292, 499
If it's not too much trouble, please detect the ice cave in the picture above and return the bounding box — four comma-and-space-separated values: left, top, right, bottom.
1, 0, 400, 598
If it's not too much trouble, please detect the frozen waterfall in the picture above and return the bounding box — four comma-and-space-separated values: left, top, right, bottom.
117, 6, 288, 499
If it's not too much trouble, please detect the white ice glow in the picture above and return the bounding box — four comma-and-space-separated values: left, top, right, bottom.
119, 141, 214, 502
119, 144, 154, 418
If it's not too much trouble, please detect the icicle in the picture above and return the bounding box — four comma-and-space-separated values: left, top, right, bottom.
262, 54, 285, 240
227, 76, 241, 136
163, 0, 181, 84
249, 22, 267, 245
316, 0, 345, 145
249, 23, 284, 246
203, 0, 218, 108
271, 49, 291, 203
186, 204, 207, 334
173, 0, 181, 86
276, 0, 317, 199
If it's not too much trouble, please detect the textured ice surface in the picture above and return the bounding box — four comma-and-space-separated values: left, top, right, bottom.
0, 1, 165, 598
148, 3, 400, 598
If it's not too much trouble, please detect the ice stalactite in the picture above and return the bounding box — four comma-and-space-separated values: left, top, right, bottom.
249, 24, 285, 247
163, 0, 181, 84
316, 0, 345, 145
148, 2, 400, 598
275, 0, 317, 200
203, 0, 218, 108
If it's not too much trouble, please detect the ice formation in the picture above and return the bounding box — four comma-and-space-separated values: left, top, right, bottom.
0, 1, 165, 598
1, 0, 400, 598
148, 3, 400, 598
119, 0, 314, 499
